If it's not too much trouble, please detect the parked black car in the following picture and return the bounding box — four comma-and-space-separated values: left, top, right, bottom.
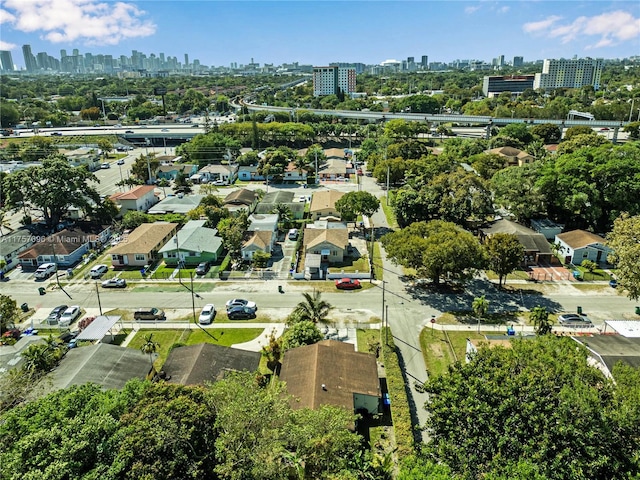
227, 306, 257, 320
195, 262, 210, 276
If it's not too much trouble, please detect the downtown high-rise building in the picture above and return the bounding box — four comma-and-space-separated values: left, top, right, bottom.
0, 50, 14, 71
22, 44, 37, 72
513, 56, 524, 67
534, 58, 603, 91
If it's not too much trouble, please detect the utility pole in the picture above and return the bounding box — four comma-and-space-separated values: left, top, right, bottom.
386, 163, 390, 206
385, 304, 389, 345
95, 281, 103, 316
190, 272, 196, 327
314, 151, 318, 185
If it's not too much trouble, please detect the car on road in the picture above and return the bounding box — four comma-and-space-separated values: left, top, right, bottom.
609, 278, 618, 288
101, 163, 110, 169
161, 128, 169, 132
199, 304, 216, 324
101, 278, 127, 288
225, 298, 257, 312
134, 307, 166, 321
93, 124, 101, 127
195, 262, 210, 276
124, 130, 134, 134
47, 305, 68, 324
558, 313, 592, 326
335, 278, 362, 290
191, 124, 200, 128
90, 264, 109, 279
117, 159, 125, 165
50, 132, 62, 136
600, 127, 610, 131
59, 306, 81, 326
227, 306, 257, 320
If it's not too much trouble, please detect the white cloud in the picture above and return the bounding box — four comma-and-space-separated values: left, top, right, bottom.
0, 8, 16, 24
0, 40, 17, 50
522, 15, 562, 33
2, 0, 156, 45
523, 10, 640, 49
465, 5, 481, 14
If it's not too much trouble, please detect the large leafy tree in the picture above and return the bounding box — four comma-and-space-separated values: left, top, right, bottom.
423, 336, 640, 479
217, 211, 249, 258
130, 152, 160, 184
484, 233, 524, 287
335, 191, 380, 222
491, 163, 546, 222
177, 132, 241, 166
4, 155, 99, 230
607, 213, 640, 300
0, 294, 18, 334
381, 220, 485, 285
282, 320, 323, 350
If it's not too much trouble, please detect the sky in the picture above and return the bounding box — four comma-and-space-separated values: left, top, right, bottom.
0, 0, 639, 69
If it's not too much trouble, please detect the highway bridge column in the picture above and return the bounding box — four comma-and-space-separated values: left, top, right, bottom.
485, 123, 492, 140
612, 127, 620, 144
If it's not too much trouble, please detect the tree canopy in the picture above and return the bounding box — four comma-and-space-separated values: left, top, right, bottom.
607, 213, 640, 300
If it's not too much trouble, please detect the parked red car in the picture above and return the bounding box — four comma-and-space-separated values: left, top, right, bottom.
335, 278, 362, 290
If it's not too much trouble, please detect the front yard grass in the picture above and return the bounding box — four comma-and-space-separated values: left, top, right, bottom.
380, 195, 398, 229
356, 328, 381, 354
420, 329, 490, 378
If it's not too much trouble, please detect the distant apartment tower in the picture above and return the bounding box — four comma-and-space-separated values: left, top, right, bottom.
483, 75, 535, 97
313, 66, 356, 97
513, 56, 524, 67
0, 50, 14, 72
534, 58, 603, 91
184, 53, 189, 67
22, 44, 37, 72
421, 55, 428, 68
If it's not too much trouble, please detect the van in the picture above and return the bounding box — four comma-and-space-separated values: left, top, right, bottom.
34, 263, 57, 279
134, 307, 166, 321
288, 229, 298, 240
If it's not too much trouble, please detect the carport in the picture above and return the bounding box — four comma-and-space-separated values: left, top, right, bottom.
75, 315, 123, 343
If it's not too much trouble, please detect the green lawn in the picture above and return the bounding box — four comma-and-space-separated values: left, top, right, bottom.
356, 328, 381, 354
380, 195, 398, 229
485, 269, 531, 281
419, 329, 489, 378
126, 327, 264, 369
328, 256, 370, 274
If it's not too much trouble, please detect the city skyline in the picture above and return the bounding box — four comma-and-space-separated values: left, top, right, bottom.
1, 1, 639, 70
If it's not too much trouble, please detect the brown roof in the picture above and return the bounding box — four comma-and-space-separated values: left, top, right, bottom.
280, 340, 380, 411
110, 185, 155, 201
157, 164, 196, 173
19, 228, 101, 259
109, 222, 177, 255
243, 230, 272, 249
481, 219, 551, 254
162, 343, 261, 385
556, 229, 606, 249
303, 227, 348, 250
309, 190, 345, 213
224, 188, 258, 206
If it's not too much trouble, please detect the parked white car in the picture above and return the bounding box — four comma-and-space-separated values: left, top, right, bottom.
59, 306, 81, 326
198, 304, 216, 325
34, 263, 56, 279
90, 264, 108, 279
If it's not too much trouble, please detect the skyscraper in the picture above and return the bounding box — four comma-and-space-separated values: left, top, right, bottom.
421, 55, 428, 68
184, 53, 189, 67
513, 56, 524, 67
22, 44, 37, 72
0, 50, 14, 72
312, 66, 356, 97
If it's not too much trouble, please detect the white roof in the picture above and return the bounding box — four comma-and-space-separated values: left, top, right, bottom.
76, 315, 122, 341
605, 321, 640, 338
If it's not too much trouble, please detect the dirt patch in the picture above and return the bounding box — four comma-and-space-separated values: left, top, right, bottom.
429, 341, 445, 358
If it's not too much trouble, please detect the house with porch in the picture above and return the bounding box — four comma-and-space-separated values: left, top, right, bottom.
18, 225, 112, 270
279, 340, 381, 416
480, 218, 553, 266
555, 230, 612, 266
109, 185, 158, 215
254, 191, 306, 220
224, 188, 259, 214
110, 222, 178, 268
198, 164, 239, 185
241, 214, 278, 261
156, 163, 199, 181
309, 190, 345, 221
303, 221, 349, 264
61, 147, 101, 171
159, 220, 223, 266
487, 146, 535, 167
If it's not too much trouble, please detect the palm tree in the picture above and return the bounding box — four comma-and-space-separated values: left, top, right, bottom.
140, 333, 160, 368
472, 295, 489, 332
530, 306, 553, 335
271, 203, 293, 231
293, 290, 332, 324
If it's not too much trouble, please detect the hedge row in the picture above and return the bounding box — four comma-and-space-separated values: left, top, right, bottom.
381, 327, 415, 459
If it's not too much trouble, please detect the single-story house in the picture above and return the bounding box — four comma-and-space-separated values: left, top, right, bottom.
241, 214, 279, 261
0, 228, 36, 272
198, 164, 239, 185
224, 188, 259, 214
487, 146, 535, 167
279, 340, 381, 415
156, 163, 199, 181
109, 185, 158, 214
159, 220, 223, 266
161, 343, 261, 385
480, 219, 553, 266
309, 190, 345, 221
254, 191, 306, 220
317, 159, 348, 181
19, 225, 112, 270
555, 230, 612, 266
237, 165, 260, 181
303, 222, 349, 264
530, 218, 564, 241
47, 343, 152, 392
110, 222, 178, 268
148, 194, 204, 215
571, 335, 640, 379
61, 147, 101, 171
283, 161, 308, 182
